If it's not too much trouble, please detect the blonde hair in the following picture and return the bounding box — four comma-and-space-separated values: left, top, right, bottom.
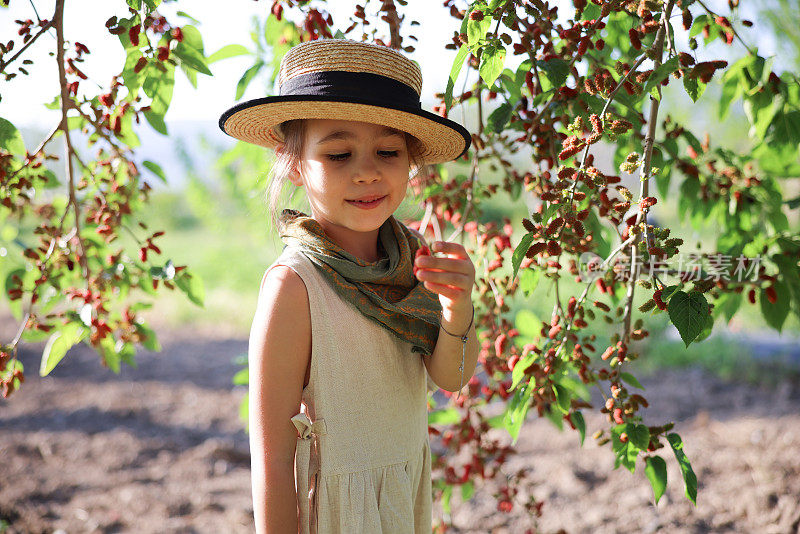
265, 119, 429, 234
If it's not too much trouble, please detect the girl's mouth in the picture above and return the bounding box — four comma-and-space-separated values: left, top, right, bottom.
346, 195, 386, 209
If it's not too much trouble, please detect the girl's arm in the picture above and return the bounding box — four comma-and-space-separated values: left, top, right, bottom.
413, 240, 479, 393
248, 265, 312, 534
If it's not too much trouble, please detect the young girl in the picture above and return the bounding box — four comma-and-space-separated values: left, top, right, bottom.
219, 38, 479, 534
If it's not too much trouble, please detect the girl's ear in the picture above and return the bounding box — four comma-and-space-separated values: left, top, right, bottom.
276, 142, 303, 186
287, 159, 303, 186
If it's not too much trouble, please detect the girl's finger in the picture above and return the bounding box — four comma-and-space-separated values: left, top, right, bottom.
431, 241, 469, 259
415, 256, 473, 276
423, 281, 467, 299
416, 269, 472, 289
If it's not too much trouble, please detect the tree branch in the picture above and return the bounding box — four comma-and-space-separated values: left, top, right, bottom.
621, 0, 676, 345
695, 0, 755, 56
55, 0, 88, 279
0, 18, 54, 73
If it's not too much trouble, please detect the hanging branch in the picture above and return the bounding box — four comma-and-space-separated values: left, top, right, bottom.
621, 0, 676, 344
54, 0, 88, 279
0, 18, 54, 72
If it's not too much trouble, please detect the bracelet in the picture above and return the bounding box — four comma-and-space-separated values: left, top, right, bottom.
439, 302, 474, 400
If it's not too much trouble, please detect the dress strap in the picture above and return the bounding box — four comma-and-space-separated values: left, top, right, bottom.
291, 412, 327, 534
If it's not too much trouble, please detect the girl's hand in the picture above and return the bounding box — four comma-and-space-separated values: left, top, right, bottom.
414, 240, 476, 323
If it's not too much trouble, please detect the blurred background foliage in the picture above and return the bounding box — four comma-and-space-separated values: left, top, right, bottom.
131, 2, 799, 385
5, 3, 797, 384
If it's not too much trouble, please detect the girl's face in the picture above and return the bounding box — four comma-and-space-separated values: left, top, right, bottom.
288, 118, 411, 246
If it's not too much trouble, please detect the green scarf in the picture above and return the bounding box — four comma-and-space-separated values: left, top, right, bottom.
278, 208, 442, 356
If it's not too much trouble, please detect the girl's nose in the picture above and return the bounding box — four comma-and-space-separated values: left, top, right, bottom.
353, 156, 381, 183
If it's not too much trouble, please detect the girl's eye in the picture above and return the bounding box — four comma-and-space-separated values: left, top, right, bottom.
327, 153, 350, 161
379, 150, 399, 158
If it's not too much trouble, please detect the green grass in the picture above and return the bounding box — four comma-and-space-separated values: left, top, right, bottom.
627, 335, 800, 388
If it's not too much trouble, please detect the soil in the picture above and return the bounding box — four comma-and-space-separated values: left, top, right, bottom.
1, 316, 799, 534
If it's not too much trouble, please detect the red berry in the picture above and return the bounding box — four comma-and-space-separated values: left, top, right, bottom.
129, 24, 140, 46
133, 56, 148, 73
613, 408, 625, 424
629, 28, 642, 50
766, 286, 777, 304
157, 46, 169, 61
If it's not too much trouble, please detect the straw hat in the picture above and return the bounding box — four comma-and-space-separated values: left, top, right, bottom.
218, 38, 471, 164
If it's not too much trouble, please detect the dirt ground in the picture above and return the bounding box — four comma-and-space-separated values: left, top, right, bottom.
1, 316, 799, 534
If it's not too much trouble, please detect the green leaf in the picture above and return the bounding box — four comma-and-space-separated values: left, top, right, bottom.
570, 411, 586, 446
428, 408, 460, 425
536, 58, 569, 91
122, 48, 146, 95
760, 279, 790, 332
134, 322, 161, 352
207, 44, 250, 64
643, 56, 680, 101
173, 42, 212, 76
174, 269, 205, 307
479, 43, 506, 88
503, 381, 532, 444
644, 456, 668, 505
628, 423, 650, 450
499, 66, 524, 104
620, 372, 644, 389
689, 14, 708, 38
442, 484, 453, 515
40, 322, 86, 376
581, 3, 601, 20
117, 341, 137, 368
544, 403, 564, 430
461, 480, 475, 501
661, 284, 682, 301
512, 232, 535, 280
611, 426, 639, 473
773, 255, 800, 318
552, 383, 571, 413
667, 433, 697, 505
445, 44, 469, 112
179, 24, 205, 54
143, 160, 167, 183
176, 11, 201, 25
486, 102, 512, 133
181, 61, 198, 89
0, 117, 25, 156
143, 64, 174, 135
667, 290, 710, 347
509, 348, 537, 390
683, 76, 706, 102
99, 336, 121, 373
467, 11, 491, 48
126, 0, 141, 10
235, 61, 264, 100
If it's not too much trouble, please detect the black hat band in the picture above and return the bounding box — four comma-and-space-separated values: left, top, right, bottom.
279, 70, 422, 110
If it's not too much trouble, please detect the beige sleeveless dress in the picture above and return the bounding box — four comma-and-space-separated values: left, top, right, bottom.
264, 245, 435, 534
